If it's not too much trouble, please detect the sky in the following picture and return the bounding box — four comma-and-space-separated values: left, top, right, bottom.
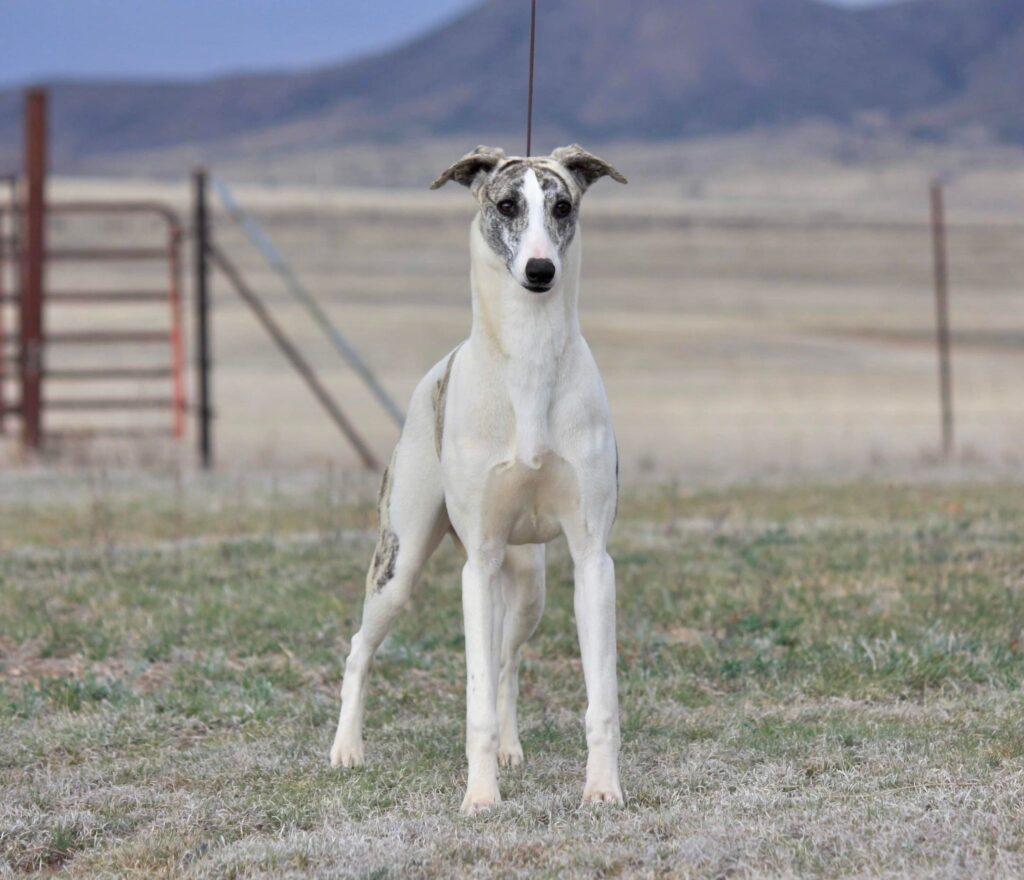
0, 0, 894, 87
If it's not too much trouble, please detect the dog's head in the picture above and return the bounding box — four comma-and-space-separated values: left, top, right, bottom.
431, 145, 627, 294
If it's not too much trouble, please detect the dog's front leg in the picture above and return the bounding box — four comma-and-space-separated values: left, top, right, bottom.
460, 550, 504, 814
572, 546, 624, 805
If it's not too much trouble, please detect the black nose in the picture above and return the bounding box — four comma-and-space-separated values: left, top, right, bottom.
525, 258, 556, 287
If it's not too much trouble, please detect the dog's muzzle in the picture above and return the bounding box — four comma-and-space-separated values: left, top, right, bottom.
523, 258, 556, 293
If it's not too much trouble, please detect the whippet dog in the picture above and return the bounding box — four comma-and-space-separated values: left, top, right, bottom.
330, 144, 627, 814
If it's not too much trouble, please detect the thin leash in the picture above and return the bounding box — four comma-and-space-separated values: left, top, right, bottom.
526, 0, 537, 156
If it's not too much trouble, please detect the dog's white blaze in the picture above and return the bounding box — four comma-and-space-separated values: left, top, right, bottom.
523, 169, 548, 258
511, 169, 560, 285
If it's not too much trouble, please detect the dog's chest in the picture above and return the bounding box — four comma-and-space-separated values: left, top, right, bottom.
444, 366, 584, 545
443, 309, 604, 546
482, 451, 578, 545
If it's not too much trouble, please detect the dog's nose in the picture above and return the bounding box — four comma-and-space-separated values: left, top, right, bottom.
525, 258, 556, 287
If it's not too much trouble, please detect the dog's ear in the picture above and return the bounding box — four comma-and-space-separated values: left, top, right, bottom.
551, 144, 627, 191
430, 146, 506, 190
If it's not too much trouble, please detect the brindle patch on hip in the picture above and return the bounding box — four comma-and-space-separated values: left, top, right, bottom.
367, 453, 400, 595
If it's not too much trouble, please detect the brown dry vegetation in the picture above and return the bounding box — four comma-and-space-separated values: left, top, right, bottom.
5, 153, 1021, 480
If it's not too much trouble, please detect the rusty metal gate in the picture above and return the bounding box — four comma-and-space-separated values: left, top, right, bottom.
2, 87, 396, 468
0, 90, 186, 452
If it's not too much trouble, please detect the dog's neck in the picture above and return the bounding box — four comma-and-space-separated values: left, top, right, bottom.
468, 216, 582, 361
467, 217, 584, 465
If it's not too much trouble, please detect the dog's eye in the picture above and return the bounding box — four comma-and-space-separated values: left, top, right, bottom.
554, 200, 572, 218
496, 199, 518, 217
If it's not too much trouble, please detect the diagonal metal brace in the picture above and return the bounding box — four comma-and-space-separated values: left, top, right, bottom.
211, 176, 404, 429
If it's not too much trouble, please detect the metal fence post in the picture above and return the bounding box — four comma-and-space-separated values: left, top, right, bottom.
20, 88, 47, 453
0, 176, 8, 434
193, 167, 213, 469
930, 180, 954, 459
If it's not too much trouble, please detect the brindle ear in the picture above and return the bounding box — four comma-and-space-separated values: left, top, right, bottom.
430, 146, 507, 190
550, 144, 628, 190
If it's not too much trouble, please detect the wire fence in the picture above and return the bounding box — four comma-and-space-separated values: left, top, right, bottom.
196, 186, 1023, 474
2, 180, 1021, 475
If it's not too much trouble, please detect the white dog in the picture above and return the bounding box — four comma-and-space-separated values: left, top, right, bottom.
330, 144, 627, 814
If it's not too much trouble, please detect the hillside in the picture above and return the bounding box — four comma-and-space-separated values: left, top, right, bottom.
1, 0, 1022, 169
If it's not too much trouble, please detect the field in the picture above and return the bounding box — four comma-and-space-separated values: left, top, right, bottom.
7, 147, 1022, 477
1, 148, 1023, 876
2, 475, 1023, 878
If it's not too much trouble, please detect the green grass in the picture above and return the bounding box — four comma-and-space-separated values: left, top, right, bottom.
1, 477, 1023, 877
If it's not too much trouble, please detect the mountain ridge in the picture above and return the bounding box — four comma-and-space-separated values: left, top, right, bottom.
1, 0, 1021, 170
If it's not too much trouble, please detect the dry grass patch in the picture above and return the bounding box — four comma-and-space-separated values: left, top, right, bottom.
1, 477, 1023, 877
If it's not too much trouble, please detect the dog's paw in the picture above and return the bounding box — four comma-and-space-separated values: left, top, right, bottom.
497, 743, 524, 768
581, 786, 624, 806
329, 737, 364, 769
460, 788, 501, 816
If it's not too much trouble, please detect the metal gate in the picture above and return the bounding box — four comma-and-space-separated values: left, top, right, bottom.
0, 92, 186, 451
0, 201, 186, 449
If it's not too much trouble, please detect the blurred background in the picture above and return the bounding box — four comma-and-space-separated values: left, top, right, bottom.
0, 0, 1022, 480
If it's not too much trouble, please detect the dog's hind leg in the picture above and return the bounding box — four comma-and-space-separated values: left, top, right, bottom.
330, 398, 447, 768
496, 544, 546, 767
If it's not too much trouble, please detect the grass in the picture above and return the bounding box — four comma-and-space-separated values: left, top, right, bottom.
1, 476, 1023, 877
